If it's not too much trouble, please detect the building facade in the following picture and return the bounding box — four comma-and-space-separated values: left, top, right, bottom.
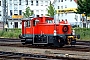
1, 0, 89, 29
53, 0, 84, 27
0, 0, 3, 30
0, 0, 3, 22
7, 0, 50, 28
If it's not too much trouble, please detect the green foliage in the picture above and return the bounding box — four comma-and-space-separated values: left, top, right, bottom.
46, 1, 56, 17
23, 6, 34, 18
0, 28, 90, 41
74, 28, 90, 40
77, 0, 90, 16
0, 31, 4, 37
0, 29, 21, 38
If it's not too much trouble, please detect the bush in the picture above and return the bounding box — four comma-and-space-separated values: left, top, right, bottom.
75, 28, 90, 40
0, 28, 90, 41
0, 28, 21, 38
0, 31, 4, 37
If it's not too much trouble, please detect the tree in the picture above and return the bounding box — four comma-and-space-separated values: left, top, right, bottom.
77, 0, 90, 16
23, 6, 34, 18
77, 0, 90, 28
46, 1, 56, 17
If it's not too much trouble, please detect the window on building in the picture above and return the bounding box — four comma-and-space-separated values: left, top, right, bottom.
65, 0, 66, 1
26, 0, 28, 5
19, 0, 21, 5
41, 14, 43, 16
41, 1, 43, 6
36, 10, 39, 14
10, 10, 12, 15
58, 14, 60, 17
58, 6, 59, 9
14, 22, 18, 28
65, 5, 67, 8
65, 13, 67, 16
19, 10, 22, 15
41, 10, 43, 12
14, 7, 17, 10
31, 1, 33, 5
0, 1, 1, 6
61, 6, 63, 9
14, 10, 18, 15
61, 13, 63, 16
58, 0, 60, 2
14, 4, 18, 7
36, 0, 38, 6
45, 1, 48, 6
61, 0, 63, 2
41, 10, 43, 15
10, 0, 12, 1
70, 0, 72, 2
0, 11, 1, 16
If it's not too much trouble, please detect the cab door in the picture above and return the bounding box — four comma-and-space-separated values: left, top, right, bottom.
14, 22, 18, 28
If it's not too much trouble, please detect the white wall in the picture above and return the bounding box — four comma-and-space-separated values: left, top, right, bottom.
7, 0, 50, 28
53, 0, 81, 26
8, 20, 22, 28
0, 0, 3, 22
8, 0, 50, 17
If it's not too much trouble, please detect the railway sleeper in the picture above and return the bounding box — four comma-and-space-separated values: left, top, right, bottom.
0, 51, 87, 60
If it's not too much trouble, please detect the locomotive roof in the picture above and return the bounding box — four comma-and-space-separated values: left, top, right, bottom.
21, 18, 33, 20
21, 16, 54, 21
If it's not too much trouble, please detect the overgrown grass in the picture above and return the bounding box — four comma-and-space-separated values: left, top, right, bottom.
0, 28, 21, 38
74, 27, 90, 41
0, 28, 90, 41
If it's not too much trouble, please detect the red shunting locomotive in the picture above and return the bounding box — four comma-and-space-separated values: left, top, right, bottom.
19, 16, 80, 47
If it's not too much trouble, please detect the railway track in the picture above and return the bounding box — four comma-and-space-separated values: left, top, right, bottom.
0, 38, 90, 60
0, 38, 90, 44
0, 51, 87, 60
0, 38, 90, 52
0, 43, 90, 52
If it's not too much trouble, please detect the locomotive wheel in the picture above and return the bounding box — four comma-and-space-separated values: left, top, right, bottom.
53, 36, 64, 47
58, 38, 65, 47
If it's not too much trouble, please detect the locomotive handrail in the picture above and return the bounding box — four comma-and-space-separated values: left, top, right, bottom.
60, 24, 71, 25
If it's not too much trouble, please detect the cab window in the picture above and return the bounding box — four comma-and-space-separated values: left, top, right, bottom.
33, 20, 39, 26
46, 20, 53, 23
25, 20, 30, 27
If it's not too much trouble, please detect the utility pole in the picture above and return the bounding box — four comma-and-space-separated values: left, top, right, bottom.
3, 0, 8, 30
86, 0, 88, 28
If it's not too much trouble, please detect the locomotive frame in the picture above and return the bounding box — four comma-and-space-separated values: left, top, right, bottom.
19, 16, 80, 47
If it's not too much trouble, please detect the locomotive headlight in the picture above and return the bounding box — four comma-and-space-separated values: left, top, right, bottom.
54, 30, 57, 36
72, 29, 75, 35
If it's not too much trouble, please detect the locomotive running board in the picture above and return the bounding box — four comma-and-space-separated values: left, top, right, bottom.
33, 36, 48, 44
